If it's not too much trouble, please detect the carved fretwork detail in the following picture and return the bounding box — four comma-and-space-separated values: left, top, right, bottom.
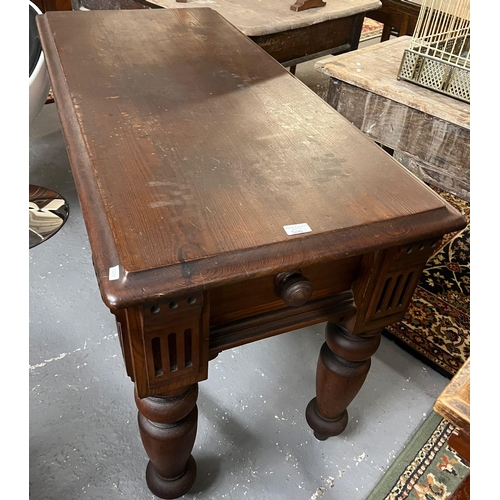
373, 270, 420, 317
390, 237, 442, 269
146, 327, 196, 380
121, 292, 210, 398
363, 263, 424, 326
351, 238, 440, 333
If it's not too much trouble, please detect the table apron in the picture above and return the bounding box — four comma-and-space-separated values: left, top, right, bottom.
249, 13, 364, 66
114, 236, 441, 399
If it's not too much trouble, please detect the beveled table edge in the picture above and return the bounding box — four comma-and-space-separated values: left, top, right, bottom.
37, 11, 466, 310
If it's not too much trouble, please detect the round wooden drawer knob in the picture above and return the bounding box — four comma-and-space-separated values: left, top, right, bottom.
275, 270, 313, 307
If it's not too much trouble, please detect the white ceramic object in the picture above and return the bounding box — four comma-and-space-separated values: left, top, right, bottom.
29, 1, 50, 125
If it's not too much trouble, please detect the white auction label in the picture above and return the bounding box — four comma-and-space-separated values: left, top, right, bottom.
109, 265, 120, 281
283, 223, 312, 236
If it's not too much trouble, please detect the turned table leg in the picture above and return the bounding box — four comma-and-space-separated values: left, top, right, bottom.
306, 322, 381, 440
135, 384, 199, 499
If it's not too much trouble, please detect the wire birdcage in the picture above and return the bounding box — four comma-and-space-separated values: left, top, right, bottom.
398, 0, 470, 103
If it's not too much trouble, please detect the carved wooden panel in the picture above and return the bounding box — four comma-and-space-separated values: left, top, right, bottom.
358, 238, 441, 331
371, 269, 420, 318
388, 238, 442, 270
121, 292, 209, 398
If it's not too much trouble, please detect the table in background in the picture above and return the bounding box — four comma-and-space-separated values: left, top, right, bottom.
315, 36, 470, 201
74, 0, 382, 68
434, 357, 470, 500
32, 0, 72, 11
365, 0, 421, 41
38, 9, 465, 499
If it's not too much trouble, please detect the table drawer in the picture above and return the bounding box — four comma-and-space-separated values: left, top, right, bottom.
209, 255, 362, 327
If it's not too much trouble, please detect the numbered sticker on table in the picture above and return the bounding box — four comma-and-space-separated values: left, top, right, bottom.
109, 265, 120, 281
283, 223, 312, 236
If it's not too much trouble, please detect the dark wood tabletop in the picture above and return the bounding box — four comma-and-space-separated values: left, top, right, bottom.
37, 8, 462, 309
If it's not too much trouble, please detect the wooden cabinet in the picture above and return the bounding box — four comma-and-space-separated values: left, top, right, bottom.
31, 0, 72, 11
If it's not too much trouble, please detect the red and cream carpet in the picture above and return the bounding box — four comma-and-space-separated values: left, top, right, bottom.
384, 187, 470, 378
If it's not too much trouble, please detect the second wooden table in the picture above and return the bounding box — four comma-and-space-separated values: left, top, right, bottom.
316, 36, 470, 201
76, 0, 383, 67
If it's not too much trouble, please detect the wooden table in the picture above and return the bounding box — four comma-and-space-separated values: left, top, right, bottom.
74, 0, 382, 68
315, 36, 470, 201
365, 0, 421, 41
37, 9, 466, 499
434, 358, 470, 499
32, 0, 72, 11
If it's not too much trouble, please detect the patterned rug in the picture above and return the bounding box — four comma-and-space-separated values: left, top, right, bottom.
366, 411, 470, 500
383, 187, 470, 379
361, 18, 384, 41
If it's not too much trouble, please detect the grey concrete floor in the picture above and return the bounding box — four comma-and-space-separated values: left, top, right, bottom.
29, 51, 450, 500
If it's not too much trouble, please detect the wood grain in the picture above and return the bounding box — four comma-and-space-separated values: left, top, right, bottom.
147, 0, 382, 37
447, 474, 470, 500
249, 14, 365, 65
37, 9, 465, 310
316, 37, 469, 128
316, 36, 470, 200
434, 357, 470, 437
434, 357, 470, 500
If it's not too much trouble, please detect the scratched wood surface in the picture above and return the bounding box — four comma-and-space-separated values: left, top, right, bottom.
316, 36, 470, 129
316, 36, 470, 200
37, 9, 465, 308
434, 357, 470, 436
147, 0, 381, 36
